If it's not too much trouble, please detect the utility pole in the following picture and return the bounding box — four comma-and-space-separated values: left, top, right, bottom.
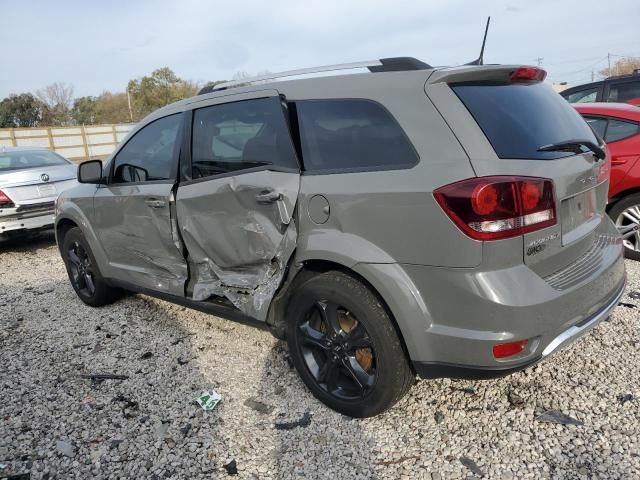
126, 88, 134, 123
591, 69, 594, 81
608, 53, 611, 77
535, 57, 544, 67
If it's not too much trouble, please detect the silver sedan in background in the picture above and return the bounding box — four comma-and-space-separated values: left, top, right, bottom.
0, 147, 78, 239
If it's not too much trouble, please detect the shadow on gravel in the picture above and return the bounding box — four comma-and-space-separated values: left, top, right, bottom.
0, 230, 56, 254
0, 281, 222, 479
256, 343, 380, 479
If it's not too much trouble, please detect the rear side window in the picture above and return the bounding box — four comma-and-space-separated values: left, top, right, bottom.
563, 87, 599, 103
453, 83, 599, 160
191, 97, 298, 179
605, 119, 639, 142
607, 81, 640, 103
295, 99, 418, 172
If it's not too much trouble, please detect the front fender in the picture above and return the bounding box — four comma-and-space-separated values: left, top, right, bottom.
55, 189, 112, 278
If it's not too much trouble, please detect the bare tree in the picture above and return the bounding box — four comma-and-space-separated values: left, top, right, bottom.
36, 82, 75, 126
36, 82, 74, 109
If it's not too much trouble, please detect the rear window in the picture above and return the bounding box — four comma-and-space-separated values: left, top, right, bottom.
0, 150, 69, 172
295, 99, 418, 172
453, 83, 599, 160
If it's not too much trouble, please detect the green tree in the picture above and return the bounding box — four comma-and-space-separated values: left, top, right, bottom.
94, 92, 132, 124
0, 93, 46, 128
71, 96, 98, 125
127, 67, 198, 120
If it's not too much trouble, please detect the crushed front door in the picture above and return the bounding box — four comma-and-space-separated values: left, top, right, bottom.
175, 92, 300, 320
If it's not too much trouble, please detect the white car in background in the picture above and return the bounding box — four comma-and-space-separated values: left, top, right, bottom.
0, 147, 78, 239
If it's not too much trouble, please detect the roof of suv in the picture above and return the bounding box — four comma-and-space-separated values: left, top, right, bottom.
561, 70, 640, 95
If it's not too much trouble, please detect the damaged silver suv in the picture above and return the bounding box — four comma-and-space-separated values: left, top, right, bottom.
56, 58, 626, 417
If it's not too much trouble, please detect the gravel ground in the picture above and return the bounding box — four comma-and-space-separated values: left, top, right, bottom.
1, 232, 639, 480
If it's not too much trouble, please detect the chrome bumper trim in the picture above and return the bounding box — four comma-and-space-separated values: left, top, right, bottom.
542, 280, 626, 357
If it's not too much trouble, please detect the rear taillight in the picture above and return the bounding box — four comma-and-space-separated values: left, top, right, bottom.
0, 190, 14, 208
510, 66, 547, 82
434, 176, 556, 241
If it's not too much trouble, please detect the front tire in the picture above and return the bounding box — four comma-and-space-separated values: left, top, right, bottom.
609, 193, 640, 261
62, 227, 121, 307
286, 271, 414, 417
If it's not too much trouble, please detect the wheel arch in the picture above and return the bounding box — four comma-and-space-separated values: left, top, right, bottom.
608, 186, 640, 211
267, 255, 426, 366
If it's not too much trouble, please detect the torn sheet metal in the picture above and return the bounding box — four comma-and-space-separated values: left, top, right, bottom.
176, 170, 300, 320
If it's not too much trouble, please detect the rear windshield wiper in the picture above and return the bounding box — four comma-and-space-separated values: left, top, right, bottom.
537, 140, 605, 160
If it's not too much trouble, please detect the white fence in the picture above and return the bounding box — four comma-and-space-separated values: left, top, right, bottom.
0, 123, 135, 161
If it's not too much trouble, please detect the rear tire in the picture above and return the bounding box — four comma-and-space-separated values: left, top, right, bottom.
62, 227, 121, 307
286, 270, 414, 417
609, 193, 640, 261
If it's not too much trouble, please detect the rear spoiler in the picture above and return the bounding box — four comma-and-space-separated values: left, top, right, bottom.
427, 65, 547, 85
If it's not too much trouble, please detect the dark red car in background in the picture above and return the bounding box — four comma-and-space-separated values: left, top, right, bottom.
574, 103, 640, 259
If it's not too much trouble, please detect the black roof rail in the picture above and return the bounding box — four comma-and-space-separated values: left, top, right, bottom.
367, 57, 432, 72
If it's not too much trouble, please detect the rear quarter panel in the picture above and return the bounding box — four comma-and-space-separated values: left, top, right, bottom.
279, 71, 481, 268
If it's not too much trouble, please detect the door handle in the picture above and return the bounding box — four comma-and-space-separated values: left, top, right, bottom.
145, 198, 166, 208
255, 189, 282, 204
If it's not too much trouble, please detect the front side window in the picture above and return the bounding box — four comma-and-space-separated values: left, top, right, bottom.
295, 99, 418, 172
0, 150, 68, 172
607, 81, 640, 103
191, 97, 298, 179
112, 114, 181, 183
605, 119, 639, 143
563, 87, 599, 103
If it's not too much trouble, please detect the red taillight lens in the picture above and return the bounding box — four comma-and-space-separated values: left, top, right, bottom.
434, 176, 556, 241
510, 66, 547, 82
493, 339, 529, 359
0, 190, 14, 208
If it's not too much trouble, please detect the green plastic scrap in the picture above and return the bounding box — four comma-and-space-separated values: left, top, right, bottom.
196, 390, 222, 410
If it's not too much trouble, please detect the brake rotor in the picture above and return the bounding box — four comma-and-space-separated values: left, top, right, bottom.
338, 310, 374, 371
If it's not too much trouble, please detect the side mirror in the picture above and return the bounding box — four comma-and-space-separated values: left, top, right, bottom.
115, 163, 149, 183
78, 160, 103, 184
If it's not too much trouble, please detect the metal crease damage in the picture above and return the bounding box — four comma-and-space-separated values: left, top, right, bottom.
189, 224, 296, 320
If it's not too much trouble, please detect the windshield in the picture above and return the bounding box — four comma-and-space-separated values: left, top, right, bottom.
452, 82, 599, 160
0, 150, 69, 172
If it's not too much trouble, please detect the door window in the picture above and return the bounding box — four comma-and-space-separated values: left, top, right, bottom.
605, 119, 640, 143
563, 87, 599, 103
294, 99, 418, 172
112, 114, 181, 183
583, 116, 608, 138
607, 81, 640, 103
191, 97, 298, 179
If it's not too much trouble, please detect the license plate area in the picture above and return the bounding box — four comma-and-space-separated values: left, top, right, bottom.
37, 184, 57, 197
561, 189, 598, 245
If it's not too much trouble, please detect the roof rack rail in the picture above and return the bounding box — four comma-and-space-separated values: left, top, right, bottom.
198, 57, 432, 94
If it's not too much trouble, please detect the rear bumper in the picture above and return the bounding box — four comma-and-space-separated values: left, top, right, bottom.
0, 202, 55, 235
413, 277, 625, 379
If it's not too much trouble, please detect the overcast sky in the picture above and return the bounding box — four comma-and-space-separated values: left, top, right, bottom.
1, 0, 639, 99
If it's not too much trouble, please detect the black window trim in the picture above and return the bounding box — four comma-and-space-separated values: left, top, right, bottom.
582, 114, 640, 144
106, 112, 184, 187
292, 97, 420, 175
182, 95, 302, 186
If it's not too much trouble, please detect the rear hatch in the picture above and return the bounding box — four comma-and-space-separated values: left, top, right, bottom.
426, 65, 612, 273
